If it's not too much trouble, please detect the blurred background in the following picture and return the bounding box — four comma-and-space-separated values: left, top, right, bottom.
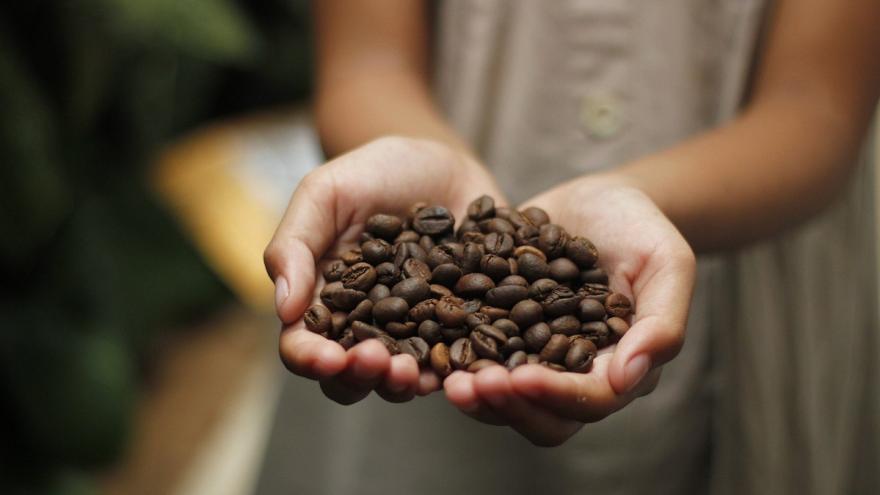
2, 2, 879, 495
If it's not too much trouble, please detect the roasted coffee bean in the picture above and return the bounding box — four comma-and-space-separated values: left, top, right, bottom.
506, 350, 528, 370
578, 298, 607, 322
368, 283, 391, 303
517, 252, 550, 282
418, 320, 443, 345
465, 312, 492, 329
479, 306, 509, 321
340, 248, 364, 266
366, 214, 403, 240
408, 298, 437, 322
320, 281, 343, 309
527, 353, 541, 365
514, 245, 546, 261
500, 335, 525, 355
514, 225, 540, 247
462, 298, 482, 314
454, 273, 495, 298
494, 206, 512, 220
375, 262, 401, 286
480, 254, 511, 281
429, 284, 453, 299
549, 315, 581, 336
341, 262, 377, 292
543, 362, 567, 372
478, 217, 515, 235
578, 282, 611, 303
528, 278, 559, 301
538, 224, 569, 259
360, 231, 375, 243
456, 218, 481, 238
402, 257, 432, 280
391, 277, 431, 306
607, 316, 630, 337
457, 242, 482, 274
605, 292, 633, 318
393, 241, 428, 268
346, 299, 374, 324
540, 334, 571, 364
541, 286, 581, 317
372, 296, 410, 324
467, 195, 495, 220
521, 206, 550, 227
524, 322, 552, 352
375, 333, 400, 354
304, 305, 332, 333
419, 235, 436, 253
460, 231, 485, 244
507, 257, 519, 276
450, 338, 478, 369
498, 275, 529, 287
394, 230, 420, 244
430, 342, 453, 377
431, 263, 462, 287
484, 232, 515, 258
435, 295, 467, 327
338, 328, 356, 350
471, 324, 508, 360
580, 267, 609, 284
441, 326, 469, 343
426, 245, 456, 269
361, 238, 393, 265
506, 209, 532, 230
485, 285, 529, 309
565, 339, 597, 373
581, 321, 611, 347
548, 258, 580, 282
385, 321, 417, 339
566, 236, 599, 269
351, 321, 385, 341
398, 337, 430, 366
407, 201, 428, 219
468, 359, 500, 372
322, 260, 347, 282
331, 288, 367, 311
330, 312, 348, 339
493, 319, 520, 338
413, 206, 455, 235
510, 299, 544, 329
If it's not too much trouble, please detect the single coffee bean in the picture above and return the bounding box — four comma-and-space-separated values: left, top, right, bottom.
391, 277, 431, 306
580, 267, 609, 284
528, 278, 559, 301
478, 217, 516, 235
526, 353, 541, 365
437, 234, 459, 245
460, 231, 485, 244
548, 258, 580, 282
322, 260, 347, 282
454, 273, 496, 298
320, 281, 343, 309
375, 262, 401, 286
413, 205, 455, 235
467, 195, 495, 220
541, 286, 581, 317
361, 238, 393, 265
418, 320, 443, 345
346, 299, 374, 324
385, 321, 417, 339
430, 284, 453, 299
468, 359, 500, 373
398, 336, 430, 366
338, 328, 356, 349
605, 292, 633, 318
581, 321, 611, 347
304, 305, 332, 333
538, 224, 569, 259
368, 283, 391, 303
463, 298, 482, 314
456, 218, 481, 238
506, 350, 528, 370
506, 209, 533, 230
543, 362, 568, 372
331, 288, 368, 311
485, 285, 529, 309
493, 319, 520, 338
366, 213, 403, 240
565, 236, 599, 269
510, 299, 544, 329
540, 334, 571, 364
359, 231, 375, 243
578, 282, 611, 303
501, 336, 526, 356
514, 225, 540, 247
565, 339, 597, 373
408, 298, 437, 322
465, 312, 492, 330
494, 206, 512, 220
607, 316, 630, 337
351, 321, 385, 341
517, 252, 550, 282
441, 326, 470, 343
578, 298, 607, 322
549, 315, 581, 336
435, 295, 467, 327
393, 241, 428, 268
376, 333, 401, 354
419, 235, 435, 253
341, 262, 377, 292
450, 338, 478, 369
394, 230, 420, 244
330, 312, 348, 339
457, 242, 482, 274
340, 248, 364, 266
521, 206, 550, 227
479, 306, 510, 321
431, 263, 462, 287
484, 232, 515, 258
514, 245, 547, 261
471, 324, 508, 360
402, 257, 432, 280
524, 322, 552, 352
408, 201, 428, 219
480, 254, 511, 281
372, 296, 410, 324
426, 245, 456, 269
498, 275, 529, 287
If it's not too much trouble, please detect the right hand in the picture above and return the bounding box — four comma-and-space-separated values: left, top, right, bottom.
264, 136, 506, 405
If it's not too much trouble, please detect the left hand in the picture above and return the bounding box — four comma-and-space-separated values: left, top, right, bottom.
443, 177, 696, 446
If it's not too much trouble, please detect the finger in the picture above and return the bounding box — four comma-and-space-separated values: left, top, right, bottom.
416, 368, 441, 396
375, 354, 420, 403
443, 371, 508, 425
473, 366, 581, 446
608, 244, 695, 394
279, 323, 347, 380
318, 339, 392, 405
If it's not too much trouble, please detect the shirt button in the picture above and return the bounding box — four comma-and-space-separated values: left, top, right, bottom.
580, 93, 625, 139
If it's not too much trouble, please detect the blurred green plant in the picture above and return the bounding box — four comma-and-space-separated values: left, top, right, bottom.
0, 0, 312, 492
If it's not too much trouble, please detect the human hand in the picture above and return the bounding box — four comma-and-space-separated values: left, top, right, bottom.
444, 178, 696, 445
264, 136, 506, 405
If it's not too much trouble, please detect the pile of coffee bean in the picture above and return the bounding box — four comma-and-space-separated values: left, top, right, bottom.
304, 196, 632, 376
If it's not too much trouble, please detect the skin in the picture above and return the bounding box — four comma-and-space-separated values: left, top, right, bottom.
264, 0, 880, 445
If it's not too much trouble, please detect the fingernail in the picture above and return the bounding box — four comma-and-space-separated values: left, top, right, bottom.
274, 276, 289, 310
624, 354, 651, 392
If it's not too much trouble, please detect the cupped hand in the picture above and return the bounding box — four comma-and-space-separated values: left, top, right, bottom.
264, 136, 506, 405
444, 177, 696, 445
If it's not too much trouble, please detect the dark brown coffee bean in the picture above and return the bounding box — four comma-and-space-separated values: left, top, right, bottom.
485, 285, 529, 309
514, 225, 540, 247
331, 288, 367, 311
456, 218, 481, 238
541, 286, 581, 317
506, 350, 528, 370
360, 231, 375, 243
435, 295, 467, 327
578, 298, 606, 322
454, 273, 495, 298
394, 230, 420, 244
493, 318, 520, 337
467, 195, 496, 220
351, 320, 385, 341
457, 242, 482, 274
514, 245, 546, 261
320, 281, 343, 309
484, 232, 515, 258
402, 257, 432, 280
524, 322, 552, 352
605, 292, 633, 318
341, 248, 364, 266
385, 321, 417, 339
507, 209, 533, 230
426, 245, 456, 269
361, 238, 393, 265
478, 217, 515, 235
450, 338, 478, 370
465, 312, 492, 330
473, 324, 508, 344
341, 262, 377, 292
510, 299, 544, 329
330, 312, 348, 339
322, 260, 347, 282
418, 320, 443, 345
607, 316, 630, 337
540, 334, 571, 364
460, 231, 485, 244
501, 336, 526, 356
441, 326, 469, 343
480, 254, 511, 281
472, 324, 509, 360
517, 252, 550, 282
494, 206, 512, 220
528, 278, 559, 301
372, 296, 410, 324
580, 267, 609, 284
468, 359, 500, 372
419, 235, 436, 253
375, 262, 400, 286
566, 236, 599, 269
543, 362, 567, 372
346, 299, 374, 324
565, 339, 597, 373
393, 241, 428, 268
391, 277, 431, 306
498, 275, 528, 288
431, 263, 462, 287
413, 206, 455, 235
430, 284, 453, 299
577, 282, 611, 303
338, 328, 356, 349
479, 306, 509, 321
430, 342, 453, 377
398, 336, 430, 366
304, 305, 332, 333
408, 298, 437, 322
375, 333, 400, 354
581, 321, 611, 347
521, 206, 550, 227
366, 214, 403, 241
538, 224, 569, 259
368, 283, 391, 303
462, 298, 483, 314
548, 258, 580, 282
527, 353, 541, 365
548, 315, 581, 336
